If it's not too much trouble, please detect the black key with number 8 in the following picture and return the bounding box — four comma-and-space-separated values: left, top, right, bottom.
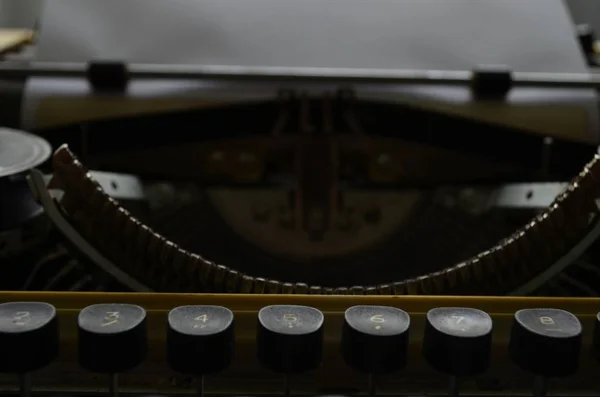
78, 303, 148, 374
509, 308, 582, 378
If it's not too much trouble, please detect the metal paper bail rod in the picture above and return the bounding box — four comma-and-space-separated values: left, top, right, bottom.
0, 62, 600, 89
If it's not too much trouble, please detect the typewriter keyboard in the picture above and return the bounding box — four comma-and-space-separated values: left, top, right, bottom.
0, 292, 598, 397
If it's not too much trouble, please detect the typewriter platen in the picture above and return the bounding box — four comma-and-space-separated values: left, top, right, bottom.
3, 1, 600, 396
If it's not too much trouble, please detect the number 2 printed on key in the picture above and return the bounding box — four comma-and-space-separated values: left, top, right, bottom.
12, 311, 30, 326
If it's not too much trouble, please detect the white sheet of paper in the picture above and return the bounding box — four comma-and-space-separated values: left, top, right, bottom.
35, 0, 587, 72
27, 0, 598, 141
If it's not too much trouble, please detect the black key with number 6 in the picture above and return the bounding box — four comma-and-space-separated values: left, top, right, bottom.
341, 305, 410, 397
167, 305, 235, 397
342, 305, 410, 374
78, 303, 147, 397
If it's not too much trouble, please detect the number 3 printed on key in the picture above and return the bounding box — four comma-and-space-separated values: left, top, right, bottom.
101, 311, 120, 327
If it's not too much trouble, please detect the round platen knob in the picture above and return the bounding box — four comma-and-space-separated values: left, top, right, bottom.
0, 302, 59, 373
257, 305, 324, 374
423, 307, 493, 378
78, 303, 148, 374
341, 305, 410, 374
509, 308, 582, 378
167, 305, 235, 375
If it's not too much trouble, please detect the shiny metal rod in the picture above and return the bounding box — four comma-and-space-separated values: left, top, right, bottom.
0, 62, 600, 89
196, 375, 204, 397
533, 376, 547, 397
448, 376, 459, 397
283, 374, 290, 397
18, 373, 31, 397
109, 373, 118, 397
368, 373, 376, 397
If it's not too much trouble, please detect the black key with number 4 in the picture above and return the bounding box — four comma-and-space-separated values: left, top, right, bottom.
167, 305, 235, 375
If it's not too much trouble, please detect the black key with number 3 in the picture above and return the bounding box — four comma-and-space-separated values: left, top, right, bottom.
78, 303, 147, 397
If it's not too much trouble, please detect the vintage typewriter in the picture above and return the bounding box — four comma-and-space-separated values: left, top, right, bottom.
2, 1, 600, 397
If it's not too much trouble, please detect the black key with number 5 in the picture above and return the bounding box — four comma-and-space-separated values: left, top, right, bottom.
258, 305, 324, 397
78, 303, 147, 397
257, 305, 324, 374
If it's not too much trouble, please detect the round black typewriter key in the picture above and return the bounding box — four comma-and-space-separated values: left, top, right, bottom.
592, 311, 600, 363
509, 308, 582, 397
257, 305, 324, 397
423, 307, 492, 397
78, 303, 147, 397
167, 305, 235, 397
0, 302, 59, 397
341, 305, 410, 397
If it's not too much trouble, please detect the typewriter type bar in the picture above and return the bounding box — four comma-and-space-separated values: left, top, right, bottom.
0, 292, 597, 397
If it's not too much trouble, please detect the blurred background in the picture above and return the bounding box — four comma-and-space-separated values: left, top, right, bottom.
1, 0, 600, 31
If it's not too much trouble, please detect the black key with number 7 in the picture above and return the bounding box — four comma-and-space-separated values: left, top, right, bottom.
423, 307, 493, 397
